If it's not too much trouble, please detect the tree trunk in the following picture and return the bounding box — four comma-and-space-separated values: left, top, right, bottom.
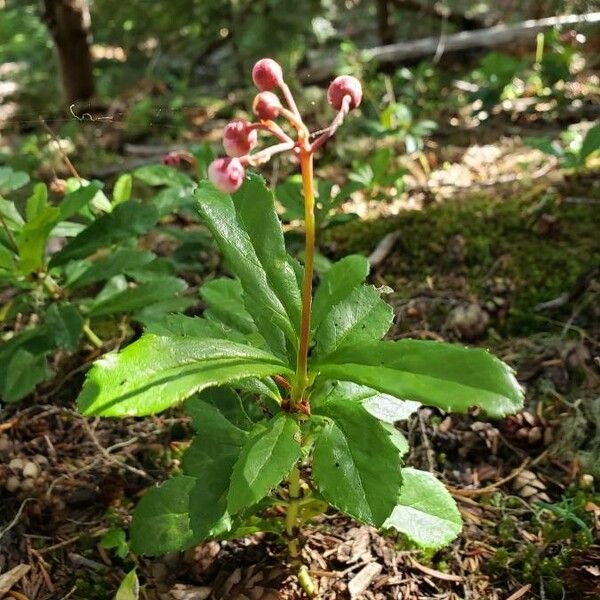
376, 0, 395, 45
41, 0, 95, 105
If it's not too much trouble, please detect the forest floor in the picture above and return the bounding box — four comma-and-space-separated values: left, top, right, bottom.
1, 102, 600, 600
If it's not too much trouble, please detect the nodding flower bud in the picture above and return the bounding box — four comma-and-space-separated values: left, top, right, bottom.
252, 91, 282, 121
161, 151, 182, 166
223, 119, 258, 157
327, 75, 362, 110
252, 58, 283, 91
208, 157, 245, 194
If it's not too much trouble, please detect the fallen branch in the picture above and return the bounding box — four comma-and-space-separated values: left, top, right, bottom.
301, 12, 600, 81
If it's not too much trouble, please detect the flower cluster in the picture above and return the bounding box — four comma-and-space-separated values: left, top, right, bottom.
208, 58, 362, 194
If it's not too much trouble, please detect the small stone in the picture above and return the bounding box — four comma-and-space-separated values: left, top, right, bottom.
6, 476, 20, 492
21, 478, 36, 492
0, 435, 11, 452
9, 458, 24, 471
23, 461, 40, 479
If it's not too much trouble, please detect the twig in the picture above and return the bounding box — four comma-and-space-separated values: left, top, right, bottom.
450, 449, 550, 497
506, 585, 532, 600
39, 119, 81, 180
0, 498, 35, 540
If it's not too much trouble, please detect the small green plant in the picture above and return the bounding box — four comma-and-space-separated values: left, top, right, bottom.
526, 121, 600, 170
76, 59, 523, 593
0, 166, 195, 404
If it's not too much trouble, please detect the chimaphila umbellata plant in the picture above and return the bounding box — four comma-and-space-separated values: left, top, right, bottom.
77, 58, 524, 594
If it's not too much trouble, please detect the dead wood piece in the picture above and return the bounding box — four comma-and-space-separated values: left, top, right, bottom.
0, 565, 30, 597
301, 12, 600, 81
368, 231, 401, 269
348, 562, 383, 598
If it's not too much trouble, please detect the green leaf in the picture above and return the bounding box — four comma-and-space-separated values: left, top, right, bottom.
580, 122, 600, 161
100, 528, 129, 559
200, 278, 257, 335
188, 387, 254, 431
0, 197, 25, 230
65, 249, 155, 289
130, 476, 197, 555
182, 394, 250, 540
45, 303, 84, 350
383, 468, 462, 548
26, 183, 48, 222
233, 173, 303, 331
314, 285, 392, 357
77, 334, 292, 416
57, 181, 103, 220
0, 348, 49, 403
227, 413, 301, 514
89, 277, 187, 317
311, 255, 369, 331
49, 201, 159, 267
113, 174, 133, 205
363, 394, 421, 423
115, 569, 139, 600
312, 395, 403, 527
312, 340, 523, 418
144, 314, 247, 343
196, 177, 300, 359
0, 166, 29, 193
312, 380, 420, 424
134, 164, 194, 188
17, 204, 61, 274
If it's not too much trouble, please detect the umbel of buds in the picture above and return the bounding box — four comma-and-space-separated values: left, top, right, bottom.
208, 58, 362, 193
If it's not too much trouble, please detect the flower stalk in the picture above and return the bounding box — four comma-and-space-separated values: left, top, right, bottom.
206, 60, 363, 585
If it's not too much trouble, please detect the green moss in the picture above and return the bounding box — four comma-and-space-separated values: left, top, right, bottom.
323, 191, 599, 335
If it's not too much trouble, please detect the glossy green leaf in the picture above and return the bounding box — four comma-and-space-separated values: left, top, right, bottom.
115, 570, 139, 600
312, 255, 369, 331
89, 277, 187, 317
200, 278, 257, 335
17, 204, 60, 274
312, 340, 523, 418
363, 394, 421, 423
196, 178, 299, 359
183, 394, 250, 540
0, 166, 29, 193
113, 174, 133, 205
312, 396, 403, 527
0, 196, 24, 230
45, 303, 84, 350
312, 380, 420, 424
130, 476, 197, 555
227, 413, 301, 514
77, 334, 292, 416
314, 285, 392, 357
581, 122, 600, 160
65, 249, 155, 289
49, 201, 159, 267
0, 348, 49, 403
57, 181, 103, 220
25, 183, 48, 222
188, 387, 254, 432
383, 468, 462, 548
134, 164, 195, 188
144, 313, 246, 343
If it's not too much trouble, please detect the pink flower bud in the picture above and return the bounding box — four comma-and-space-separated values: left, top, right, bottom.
161, 152, 181, 166
223, 119, 258, 157
252, 58, 283, 91
252, 91, 282, 121
208, 157, 245, 194
327, 75, 362, 110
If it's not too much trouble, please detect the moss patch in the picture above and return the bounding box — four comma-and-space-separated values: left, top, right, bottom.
323, 190, 599, 335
